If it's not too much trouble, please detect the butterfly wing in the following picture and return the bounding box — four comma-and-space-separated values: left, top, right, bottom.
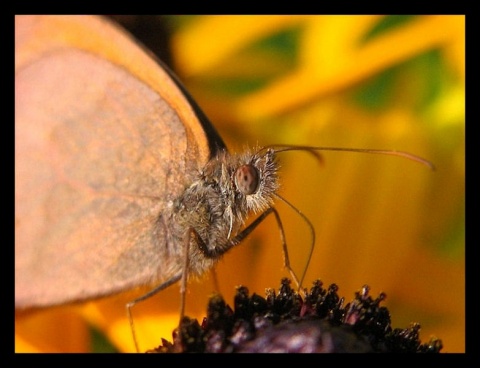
15, 15, 223, 308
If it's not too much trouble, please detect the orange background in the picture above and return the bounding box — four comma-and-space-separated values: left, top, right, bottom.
15, 15, 465, 353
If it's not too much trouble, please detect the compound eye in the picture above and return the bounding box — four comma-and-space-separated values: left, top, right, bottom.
234, 164, 259, 195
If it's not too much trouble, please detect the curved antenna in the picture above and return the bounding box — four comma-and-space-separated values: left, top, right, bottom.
274, 193, 316, 290
260, 144, 435, 170
257, 144, 323, 165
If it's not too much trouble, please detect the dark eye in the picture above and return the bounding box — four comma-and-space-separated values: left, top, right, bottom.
234, 164, 259, 195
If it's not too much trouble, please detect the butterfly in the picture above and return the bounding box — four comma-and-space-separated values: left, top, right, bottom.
15, 15, 434, 352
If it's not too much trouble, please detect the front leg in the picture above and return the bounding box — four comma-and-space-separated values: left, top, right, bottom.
194, 207, 302, 289
195, 207, 275, 258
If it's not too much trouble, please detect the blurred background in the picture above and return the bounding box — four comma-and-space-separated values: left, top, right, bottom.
15, 15, 464, 353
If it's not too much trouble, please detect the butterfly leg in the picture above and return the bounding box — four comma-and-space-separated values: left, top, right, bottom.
126, 272, 182, 352
196, 207, 302, 289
